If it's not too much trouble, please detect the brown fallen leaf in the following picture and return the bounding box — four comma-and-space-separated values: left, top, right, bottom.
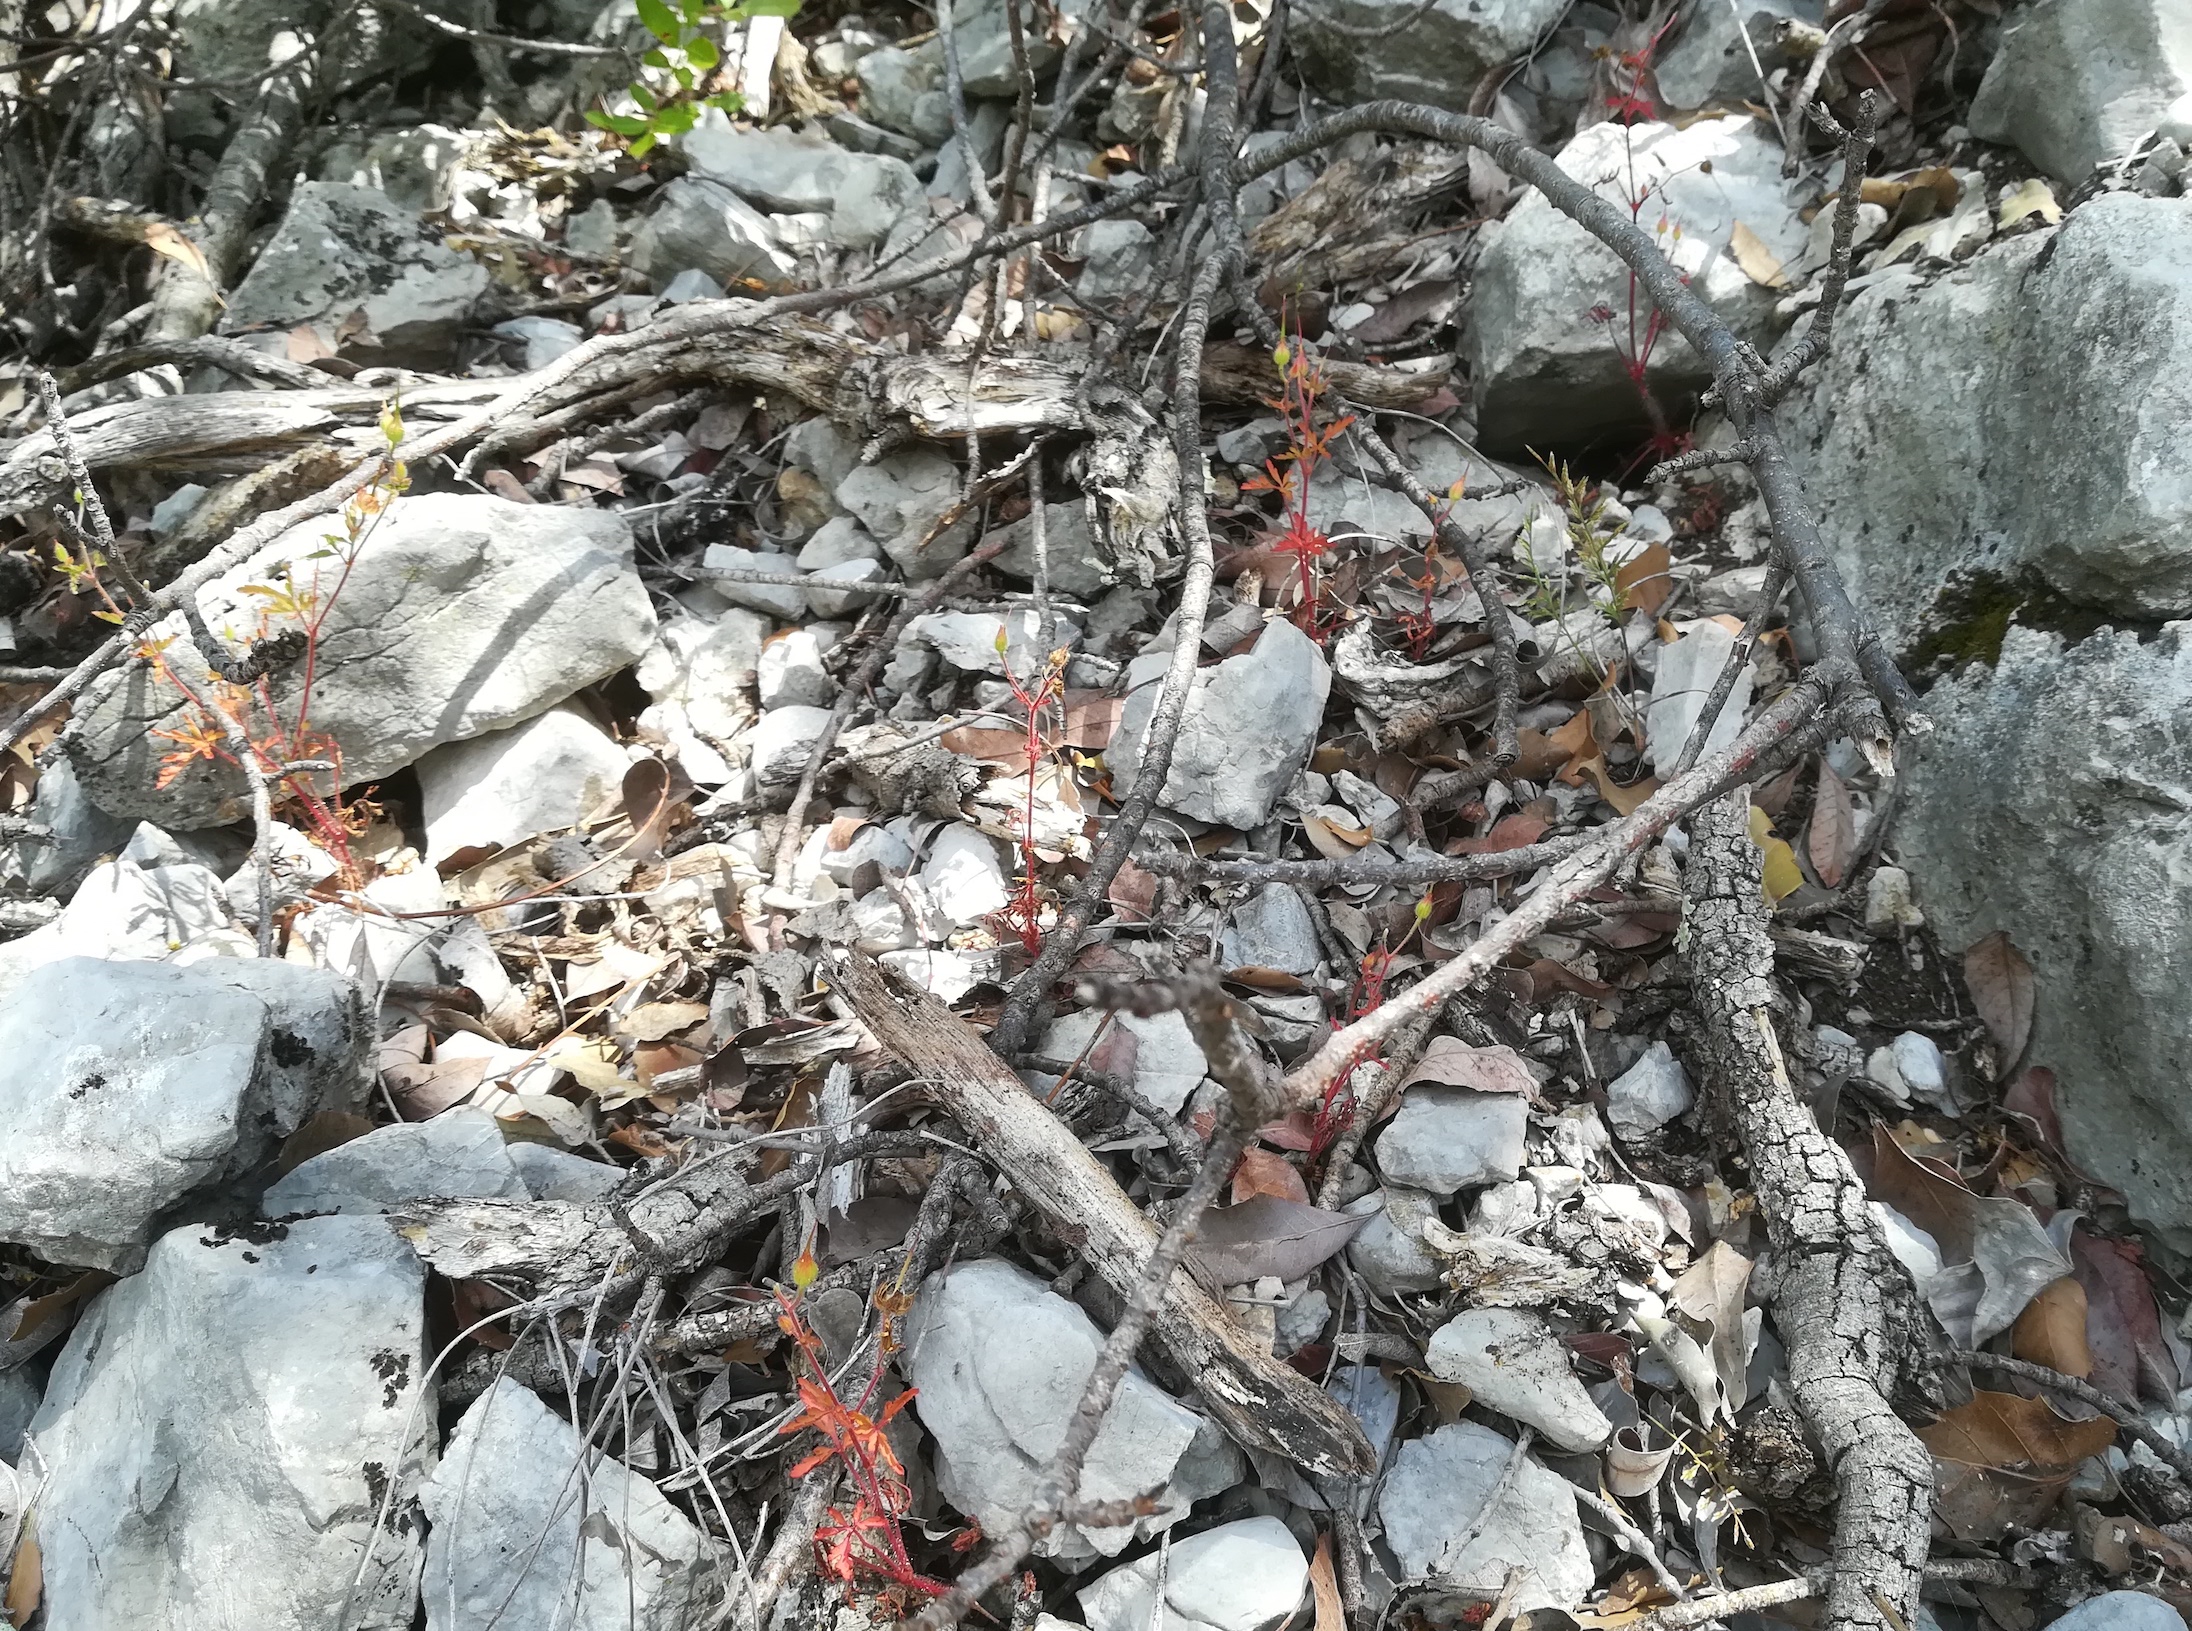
1614, 540, 1675, 616
1728, 220, 1792, 289
1807, 759, 1856, 890
2012, 1276, 2093, 1380
1402, 1037, 1537, 1096
6, 1527, 38, 1628
143, 220, 214, 285
1232, 1146, 1311, 1205
1920, 1388, 2115, 1471
1964, 930, 2035, 1064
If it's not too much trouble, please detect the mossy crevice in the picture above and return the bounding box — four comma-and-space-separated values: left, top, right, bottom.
1904, 570, 2169, 682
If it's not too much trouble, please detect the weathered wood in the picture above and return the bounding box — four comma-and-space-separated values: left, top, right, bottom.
830, 950, 1376, 1479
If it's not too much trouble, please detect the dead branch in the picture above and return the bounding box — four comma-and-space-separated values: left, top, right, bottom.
829, 950, 1375, 1479
1683, 789, 1932, 1631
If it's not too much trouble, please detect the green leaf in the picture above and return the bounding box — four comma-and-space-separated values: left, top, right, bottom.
672, 63, 694, 89
655, 100, 698, 132
589, 107, 653, 135
631, 131, 658, 158
630, 79, 659, 111
684, 32, 718, 69
733, 0, 802, 16
642, 45, 670, 67
679, 0, 706, 19
706, 89, 746, 113
636, 0, 681, 43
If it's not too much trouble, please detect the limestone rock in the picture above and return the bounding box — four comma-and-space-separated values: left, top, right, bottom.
31, 1216, 432, 1630
1969, 0, 2192, 183
221, 182, 486, 365
902, 1259, 1243, 1560
414, 704, 630, 865
1783, 197, 2192, 648
1105, 620, 1331, 830
1424, 1307, 1613, 1452
0, 957, 365, 1270
1077, 1516, 1307, 1631
1895, 625, 2192, 1251
71, 495, 654, 829
1380, 1422, 1593, 1614
681, 113, 919, 247
628, 177, 797, 287
1292, 0, 1568, 111
421, 1378, 711, 1630
1375, 1087, 1529, 1196
263, 1108, 528, 1217
1470, 116, 1807, 451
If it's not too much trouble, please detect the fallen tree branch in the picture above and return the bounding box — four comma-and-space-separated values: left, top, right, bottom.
1682, 789, 1932, 1631
829, 950, 1374, 1479
1282, 669, 1839, 1110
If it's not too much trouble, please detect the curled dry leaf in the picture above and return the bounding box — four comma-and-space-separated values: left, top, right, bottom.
1963, 930, 2035, 1064
1606, 1421, 1678, 1498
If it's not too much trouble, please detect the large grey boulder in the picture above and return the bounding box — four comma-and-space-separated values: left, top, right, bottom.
69, 495, 656, 828
31, 1215, 433, 1630
221, 182, 487, 364
421, 1378, 711, 1630
681, 113, 920, 247
1106, 619, 1331, 830
1783, 196, 2192, 649
1380, 1422, 1592, 1612
902, 1258, 1243, 1559
628, 178, 798, 288
0, 958, 367, 1270
1969, 0, 2192, 184
1470, 116, 1808, 452
1291, 0, 1568, 111
1895, 626, 2192, 1254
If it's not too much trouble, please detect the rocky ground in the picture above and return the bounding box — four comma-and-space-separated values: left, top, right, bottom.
3, 0, 2192, 1628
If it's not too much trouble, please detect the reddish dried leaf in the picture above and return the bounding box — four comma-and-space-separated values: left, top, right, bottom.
940, 726, 1035, 775
1105, 860, 1160, 923
2002, 1065, 2063, 1151
1807, 759, 1856, 889
1964, 931, 2036, 1063
1232, 1146, 1311, 1205
1257, 1111, 1319, 1151
1447, 811, 1550, 856
1225, 966, 1312, 993
1188, 1196, 1370, 1286
2072, 1228, 2178, 1405
1060, 692, 1123, 749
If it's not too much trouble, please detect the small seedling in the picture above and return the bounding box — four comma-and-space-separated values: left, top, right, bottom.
1243, 332, 1354, 644
587, 0, 802, 159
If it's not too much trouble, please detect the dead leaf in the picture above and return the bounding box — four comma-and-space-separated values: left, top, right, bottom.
1807, 759, 1856, 890
276, 1108, 373, 1175
1188, 1196, 1369, 1286
1614, 541, 1675, 616
2072, 1227, 2178, 1404
1869, 1126, 2072, 1345
617, 999, 711, 1043
623, 758, 681, 863
1998, 176, 2062, 229
143, 220, 213, 285
2002, 1066, 2063, 1151
1447, 811, 1550, 856
1668, 1240, 1756, 1417
1728, 220, 1791, 289
1749, 807, 1804, 904
1309, 1534, 1345, 1631
1920, 1388, 2115, 1471
1402, 1037, 1537, 1096
2012, 1276, 2093, 1380
1964, 931, 2035, 1064
942, 725, 1037, 774
1232, 1146, 1311, 1205
6, 1527, 38, 1628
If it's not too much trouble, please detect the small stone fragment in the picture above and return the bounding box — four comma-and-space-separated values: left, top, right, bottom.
1425, 1307, 1614, 1452
1605, 1041, 1694, 1139
1375, 1087, 1529, 1196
